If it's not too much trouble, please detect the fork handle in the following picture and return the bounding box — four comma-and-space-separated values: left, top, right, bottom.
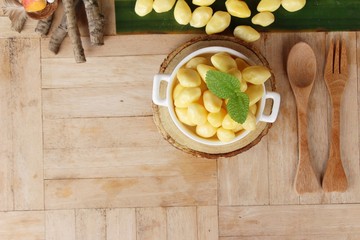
322, 100, 348, 192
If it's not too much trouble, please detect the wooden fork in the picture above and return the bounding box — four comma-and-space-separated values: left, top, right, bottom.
322, 39, 348, 192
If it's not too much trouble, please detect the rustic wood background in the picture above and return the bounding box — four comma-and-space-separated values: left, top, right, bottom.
0, 1, 360, 239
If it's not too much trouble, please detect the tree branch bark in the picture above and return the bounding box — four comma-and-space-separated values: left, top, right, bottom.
63, 0, 86, 63
82, 0, 105, 45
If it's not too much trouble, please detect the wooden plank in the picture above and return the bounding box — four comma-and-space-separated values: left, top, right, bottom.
328, 32, 360, 203
45, 210, 75, 240
265, 32, 298, 204
76, 209, 106, 240
0, 211, 44, 240
42, 85, 152, 119
136, 207, 167, 240
295, 32, 329, 204
219, 205, 360, 237
45, 175, 217, 209
0, 17, 39, 38
44, 146, 216, 179
167, 207, 197, 240
0, 39, 14, 211
218, 139, 268, 206
106, 208, 136, 240
41, 55, 163, 88
43, 117, 166, 149
40, 34, 202, 59
265, 32, 327, 204
9, 38, 43, 210
220, 235, 360, 240
197, 206, 218, 240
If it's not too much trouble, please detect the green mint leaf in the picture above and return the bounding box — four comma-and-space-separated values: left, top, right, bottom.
206, 70, 240, 99
226, 92, 250, 124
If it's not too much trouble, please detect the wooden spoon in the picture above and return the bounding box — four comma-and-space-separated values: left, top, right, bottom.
287, 42, 320, 194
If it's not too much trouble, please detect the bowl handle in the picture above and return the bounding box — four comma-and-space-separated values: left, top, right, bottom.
152, 74, 171, 107
259, 91, 281, 123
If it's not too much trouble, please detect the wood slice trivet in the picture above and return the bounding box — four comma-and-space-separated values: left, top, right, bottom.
152, 35, 276, 159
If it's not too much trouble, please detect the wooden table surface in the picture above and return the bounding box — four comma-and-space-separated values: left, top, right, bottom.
1, 1, 360, 240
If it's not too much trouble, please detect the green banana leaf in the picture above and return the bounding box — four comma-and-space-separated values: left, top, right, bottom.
115, 0, 360, 33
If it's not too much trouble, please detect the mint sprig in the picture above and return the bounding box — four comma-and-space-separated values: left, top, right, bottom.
206, 70, 249, 124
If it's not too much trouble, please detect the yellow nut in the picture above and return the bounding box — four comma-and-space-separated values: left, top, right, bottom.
242, 66, 271, 85
249, 103, 257, 115
207, 108, 226, 128
190, 7, 213, 28
186, 56, 210, 69
174, 87, 201, 108
242, 112, 256, 131
153, 0, 176, 13
192, 0, 215, 7
257, 0, 281, 12
196, 121, 217, 138
174, 0, 192, 25
227, 68, 247, 92
222, 114, 242, 130
175, 107, 196, 126
173, 83, 185, 99
217, 127, 236, 142
197, 64, 217, 82
205, 11, 231, 35
235, 57, 250, 71
225, 0, 251, 18
281, 0, 306, 12
245, 84, 263, 106
211, 52, 237, 72
233, 25, 261, 42
188, 103, 208, 125
203, 90, 223, 113
135, 0, 153, 16
251, 12, 275, 27
177, 68, 201, 87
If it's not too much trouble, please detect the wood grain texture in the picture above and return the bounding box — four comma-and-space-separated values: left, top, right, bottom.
220, 235, 360, 240
76, 209, 106, 240
219, 205, 360, 237
45, 210, 76, 240
197, 206, 218, 240
167, 207, 197, 240
265, 33, 301, 204
43, 117, 165, 149
44, 146, 216, 179
45, 175, 217, 209
287, 41, 320, 194
0, 211, 44, 240
41, 55, 164, 88
40, 34, 202, 58
218, 139, 269, 206
43, 85, 152, 118
106, 208, 136, 240
136, 208, 167, 240
8, 38, 44, 210
328, 32, 360, 203
0, 39, 14, 211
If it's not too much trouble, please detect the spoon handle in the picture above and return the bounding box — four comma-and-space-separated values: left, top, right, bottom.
322, 100, 347, 192
294, 105, 320, 194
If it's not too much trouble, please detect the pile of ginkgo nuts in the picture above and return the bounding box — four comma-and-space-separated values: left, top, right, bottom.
135, 0, 306, 42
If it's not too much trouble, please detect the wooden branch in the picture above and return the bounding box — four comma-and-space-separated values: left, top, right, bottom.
82, 0, 105, 45
48, 0, 80, 54
48, 13, 67, 54
63, 0, 86, 63
35, 14, 54, 36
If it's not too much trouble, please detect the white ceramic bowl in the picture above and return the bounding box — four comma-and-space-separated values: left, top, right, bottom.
152, 46, 280, 146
